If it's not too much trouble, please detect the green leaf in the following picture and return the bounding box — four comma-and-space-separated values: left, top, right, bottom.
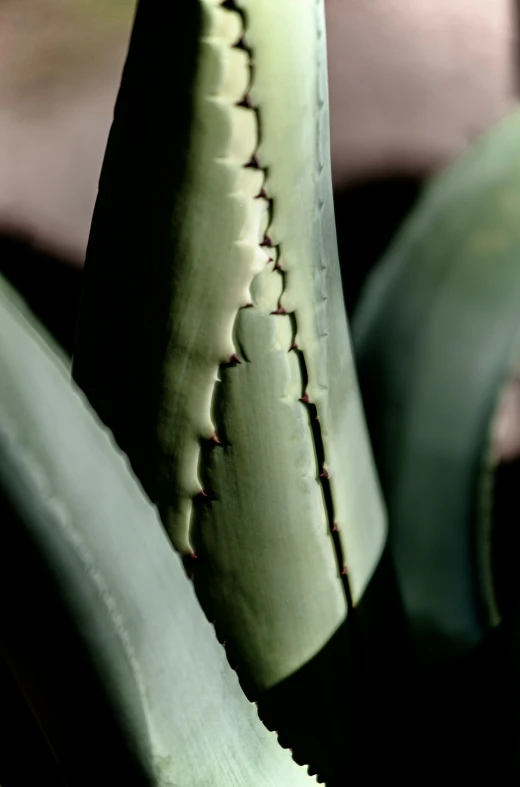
0, 274, 316, 786
72, 1, 391, 778
73, 0, 385, 670
353, 108, 520, 665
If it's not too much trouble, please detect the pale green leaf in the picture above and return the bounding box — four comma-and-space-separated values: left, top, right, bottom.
0, 274, 316, 786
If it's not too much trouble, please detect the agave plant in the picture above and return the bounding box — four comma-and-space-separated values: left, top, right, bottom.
1, 0, 408, 784
4, 0, 520, 782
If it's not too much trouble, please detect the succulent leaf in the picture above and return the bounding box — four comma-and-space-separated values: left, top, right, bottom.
353, 108, 520, 663
0, 274, 316, 786
72, 1, 389, 778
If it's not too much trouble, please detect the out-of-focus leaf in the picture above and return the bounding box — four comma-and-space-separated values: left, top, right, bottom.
353, 108, 520, 664
0, 274, 315, 786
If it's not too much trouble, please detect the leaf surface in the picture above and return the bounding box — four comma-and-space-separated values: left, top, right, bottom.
0, 275, 315, 786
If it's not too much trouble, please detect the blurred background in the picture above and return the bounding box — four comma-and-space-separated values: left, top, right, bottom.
0, 0, 518, 782
0, 0, 516, 345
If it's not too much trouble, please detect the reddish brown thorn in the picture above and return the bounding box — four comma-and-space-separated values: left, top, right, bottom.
236, 36, 248, 50
245, 154, 260, 169
314, 415, 320, 421
237, 94, 253, 109
341, 565, 348, 576
332, 522, 339, 533
260, 236, 273, 248
243, 302, 254, 308
289, 342, 298, 352
190, 551, 199, 560
255, 188, 268, 199
209, 432, 223, 446
270, 306, 287, 315
229, 353, 242, 365
273, 259, 283, 271
299, 393, 310, 404
198, 489, 209, 499
319, 468, 329, 479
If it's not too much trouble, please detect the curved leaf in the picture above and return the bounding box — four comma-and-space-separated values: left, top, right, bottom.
353, 108, 520, 663
0, 274, 315, 786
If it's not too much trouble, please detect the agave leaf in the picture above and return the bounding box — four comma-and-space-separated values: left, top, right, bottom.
353, 108, 520, 664
73, 0, 385, 672
0, 274, 316, 786
73, 0, 389, 777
